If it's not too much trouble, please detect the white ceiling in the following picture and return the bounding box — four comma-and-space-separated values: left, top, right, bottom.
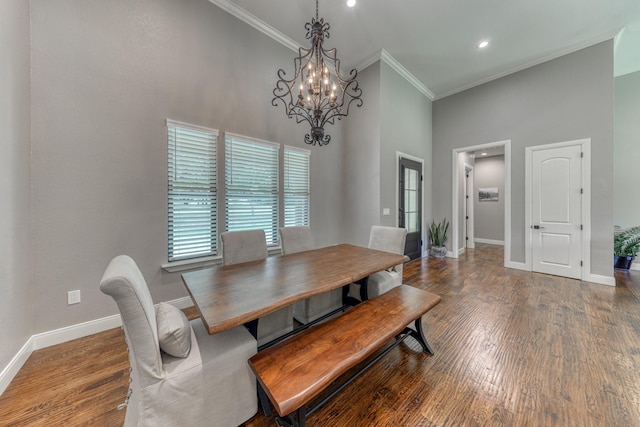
210, 0, 640, 100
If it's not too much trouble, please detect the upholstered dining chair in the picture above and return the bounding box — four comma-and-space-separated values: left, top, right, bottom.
100, 255, 257, 427
220, 229, 294, 347
279, 226, 343, 324
348, 225, 408, 302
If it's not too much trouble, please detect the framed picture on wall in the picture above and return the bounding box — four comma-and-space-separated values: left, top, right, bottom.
479, 187, 499, 201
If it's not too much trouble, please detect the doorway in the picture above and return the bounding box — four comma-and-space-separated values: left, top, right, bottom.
451, 140, 512, 266
399, 156, 423, 260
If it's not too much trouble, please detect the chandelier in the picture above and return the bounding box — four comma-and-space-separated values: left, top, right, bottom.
272, 0, 363, 146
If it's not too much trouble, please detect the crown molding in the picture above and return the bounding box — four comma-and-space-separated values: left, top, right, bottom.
357, 50, 435, 100
436, 28, 621, 100
208, 0, 300, 52
209, 1, 436, 101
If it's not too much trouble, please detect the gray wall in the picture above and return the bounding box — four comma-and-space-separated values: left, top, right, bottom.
380, 62, 433, 230
433, 41, 614, 276
0, 0, 33, 376
342, 63, 381, 246
343, 60, 433, 247
614, 71, 640, 229
474, 155, 505, 242
29, 0, 346, 333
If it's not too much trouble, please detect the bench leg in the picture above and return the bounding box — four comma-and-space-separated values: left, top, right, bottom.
275, 408, 306, 427
408, 317, 435, 355
257, 382, 272, 417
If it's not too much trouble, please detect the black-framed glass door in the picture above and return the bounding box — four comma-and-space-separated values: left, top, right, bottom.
399, 158, 422, 260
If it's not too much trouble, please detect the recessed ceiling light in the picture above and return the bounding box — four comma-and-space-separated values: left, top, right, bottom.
481, 152, 488, 156
347, 0, 356, 7
478, 40, 489, 49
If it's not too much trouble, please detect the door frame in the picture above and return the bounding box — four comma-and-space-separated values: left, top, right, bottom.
525, 138, 591, 280
464, 164, 475, 249
452, 140, 511, 266
396, 151, 426, 258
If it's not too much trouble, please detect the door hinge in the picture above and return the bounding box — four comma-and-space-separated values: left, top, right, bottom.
581, 152, 584, 158
466, 195, 469, 199
580, 224, 583, 230
466, 236, 469, 240
466, 216, 469, 219
421, 175, 423, 182
580, 261, 583, 266
580, 188, 583, 194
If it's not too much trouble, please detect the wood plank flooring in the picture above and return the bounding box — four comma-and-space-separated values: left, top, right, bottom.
1, 243, 639, 426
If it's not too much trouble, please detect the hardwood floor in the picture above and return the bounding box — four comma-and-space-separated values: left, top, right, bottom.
1, 243, 639, 426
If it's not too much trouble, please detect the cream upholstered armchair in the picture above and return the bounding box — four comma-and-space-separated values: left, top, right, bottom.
279, 226, 343, 324
100, 255, 257, 427
348, 225, 408, 302
220, 229, 294, 347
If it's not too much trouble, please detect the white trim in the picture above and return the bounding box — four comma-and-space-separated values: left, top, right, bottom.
452, 140, 511, 268
380, 50, 435, 100
506, 261, 528, 271
524, 139, 592, 281
162, 247, 283, 273
631, 262, 640, 271
224, 132, 281, 148
396, 152, 426, 257
463, 163, 475, 249
166, 119, 219, 136
208, 0, 300, 52
162, 255, 221, 273
585, 274, 616, 287
0, 337, 35, 396
207, 2, 437, 101
475, 238, 504, 246
0, 296, 195, 395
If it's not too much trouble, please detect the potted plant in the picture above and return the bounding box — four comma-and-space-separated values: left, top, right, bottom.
428, 218, 449, 258
614, 226, 640, 270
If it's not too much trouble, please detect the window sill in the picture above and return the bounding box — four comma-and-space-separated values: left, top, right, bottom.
161, 246, 283, 273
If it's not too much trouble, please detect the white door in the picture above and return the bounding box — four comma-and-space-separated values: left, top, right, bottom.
531, 144, 582, 279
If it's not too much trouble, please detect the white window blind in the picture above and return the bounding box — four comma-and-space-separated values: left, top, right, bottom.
284, 147, 310, 227
167, 120, 218, 261
225, 134, 280, 246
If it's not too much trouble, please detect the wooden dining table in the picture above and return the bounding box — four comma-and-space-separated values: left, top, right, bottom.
181, 243, 408, 336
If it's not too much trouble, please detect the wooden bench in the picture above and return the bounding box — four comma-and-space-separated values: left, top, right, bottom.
249, 285, 441, 427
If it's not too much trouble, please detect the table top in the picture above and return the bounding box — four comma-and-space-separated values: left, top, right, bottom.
181, 243, 408, 335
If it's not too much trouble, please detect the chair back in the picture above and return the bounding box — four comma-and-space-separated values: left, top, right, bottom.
369, 226, 407, 255
220, 229, 268, 265
279, 226, 314, 255
100, 255, 163, 387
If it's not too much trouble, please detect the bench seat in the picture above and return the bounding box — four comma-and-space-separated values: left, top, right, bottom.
249, 285, 441, 426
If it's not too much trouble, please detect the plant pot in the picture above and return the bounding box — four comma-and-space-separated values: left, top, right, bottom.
614, 255, 634, 270
429, 246, 447, 258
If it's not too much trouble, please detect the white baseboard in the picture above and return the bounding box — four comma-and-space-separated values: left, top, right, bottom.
0, 296, 194, 396
631, 262, 640, 271
475, 238, 505, 246
0, 337, 35, 396
505, 261, 528, 271
584, 273, 616, 287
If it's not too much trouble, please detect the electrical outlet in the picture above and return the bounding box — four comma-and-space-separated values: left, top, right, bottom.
383, 208, 390, 216
68, 290, 81, 305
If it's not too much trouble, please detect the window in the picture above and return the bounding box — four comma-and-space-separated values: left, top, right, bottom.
283, 147, 310, 227
166, 123, 311, 266
225, 134, 280, 246
167, 121, 218, 261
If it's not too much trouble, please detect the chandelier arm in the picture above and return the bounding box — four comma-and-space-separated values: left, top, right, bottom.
272, 2, 363, 147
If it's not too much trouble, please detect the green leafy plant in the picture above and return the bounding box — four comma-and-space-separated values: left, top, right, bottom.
614, 226, 640, 257
428, 218, 449, 247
